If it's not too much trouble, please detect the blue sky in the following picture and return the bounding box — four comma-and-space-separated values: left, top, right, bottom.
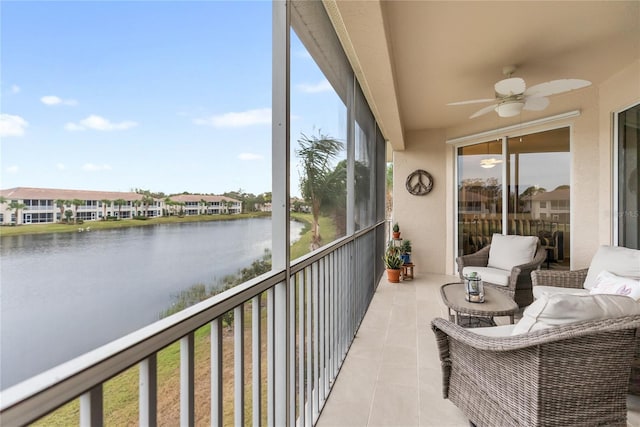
1, 1, 345, 197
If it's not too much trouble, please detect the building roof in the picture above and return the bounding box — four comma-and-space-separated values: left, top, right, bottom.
168, 194, 240, 203
0, 187, 144, 201
525, 188, 570, 202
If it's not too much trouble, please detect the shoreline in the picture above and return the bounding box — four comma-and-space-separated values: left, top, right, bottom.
0, 211, 274, 237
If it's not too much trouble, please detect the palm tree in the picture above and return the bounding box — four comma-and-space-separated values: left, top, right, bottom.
296, 131, 344, 249
132, 199, 141, 216
142, 195, 154, 217
71, 199, 83, 223
200, 198, 207, 215
6, 201, 26, 225
55, 199, 68, 222
100, 199, 111, 220
113, 199, 126, 219
164, 197, 174, 216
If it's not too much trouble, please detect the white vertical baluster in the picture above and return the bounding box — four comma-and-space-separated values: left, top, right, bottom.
305, 267, 313, 425
180, 333, 194, 427
298, 271, 305, 427
211, 317, 222, 427
234, 305, 245, 427
267, 287, 275, 427
252, 295, 261, 427
139, 354, 157, 426
80, 385, 103, 427
313, 263, 319, 421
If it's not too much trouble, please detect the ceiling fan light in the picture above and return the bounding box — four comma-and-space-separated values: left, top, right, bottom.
495, 101, 524, 117
480, 158, 503, 168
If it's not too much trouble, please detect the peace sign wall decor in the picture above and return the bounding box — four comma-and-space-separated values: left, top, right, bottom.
405, 169, 433, 196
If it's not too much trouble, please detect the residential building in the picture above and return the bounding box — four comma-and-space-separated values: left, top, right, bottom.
0, 187, 241, 225
2, 1, 638, 426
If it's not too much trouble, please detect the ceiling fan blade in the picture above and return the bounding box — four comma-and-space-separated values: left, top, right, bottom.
447, 98, 495, 106
470, 104, 498, 119
524, 79, 591, 97
495, 77, 526, 96
523, 96, 550, 111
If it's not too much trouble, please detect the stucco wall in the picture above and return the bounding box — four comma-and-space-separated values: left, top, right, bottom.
392, 129, 448, 274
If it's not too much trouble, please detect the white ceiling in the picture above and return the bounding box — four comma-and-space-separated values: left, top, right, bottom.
326, 0, 640, 149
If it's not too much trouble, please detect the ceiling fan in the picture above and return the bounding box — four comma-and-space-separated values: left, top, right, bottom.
447, 65, 592, 119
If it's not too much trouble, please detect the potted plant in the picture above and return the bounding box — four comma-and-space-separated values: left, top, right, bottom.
400, 239, 412, 264
383, 245, 403, 283
392, 222, 401, 239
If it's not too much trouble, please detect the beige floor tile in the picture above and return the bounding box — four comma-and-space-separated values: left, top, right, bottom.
368, 383, 419, 426
317, 275, 640, 426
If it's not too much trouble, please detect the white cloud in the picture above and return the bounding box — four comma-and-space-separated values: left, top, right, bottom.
41, 95, 78, 106
0, 114, 28, 137
65, 115, 138, 131
82, 163, 112, 172
238, 153, 263, 161
11, 85, 20, 94
64, 122, 85, 131
56, 163, 66, 170
194, 108, 271, 128
297, 79, 332, 94
6, 165, 19, 174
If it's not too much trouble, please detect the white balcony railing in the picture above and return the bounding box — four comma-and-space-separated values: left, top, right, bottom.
0, 222, 385, 426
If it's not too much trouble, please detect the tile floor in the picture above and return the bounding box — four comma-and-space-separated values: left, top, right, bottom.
316, 272, 640, 427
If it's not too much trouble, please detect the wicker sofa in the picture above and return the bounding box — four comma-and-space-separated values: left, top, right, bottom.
432, 314, 640, 427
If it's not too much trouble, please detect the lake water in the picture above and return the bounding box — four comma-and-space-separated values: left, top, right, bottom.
0, 218, 304, 390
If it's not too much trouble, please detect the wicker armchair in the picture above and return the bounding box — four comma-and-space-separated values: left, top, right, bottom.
431, 315, 640, 427
457, 242, 547, 307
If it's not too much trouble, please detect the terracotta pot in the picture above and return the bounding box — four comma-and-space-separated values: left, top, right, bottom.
392, 232, 401, 239
386, 268, 401, 283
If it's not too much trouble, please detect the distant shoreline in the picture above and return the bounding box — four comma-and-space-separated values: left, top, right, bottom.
0, 212, 273, 237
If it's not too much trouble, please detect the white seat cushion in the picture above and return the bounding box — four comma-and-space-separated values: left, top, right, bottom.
462, 266, 510, 287
584, 245, 640, 289
532, 285, 589, 300
469, 324, 515, 337
512, 293, 640, 335
487, 234, 538, 271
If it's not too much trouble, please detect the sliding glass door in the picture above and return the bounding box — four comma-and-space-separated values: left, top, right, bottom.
616, 103, 640, 249
457, 127, 571, 268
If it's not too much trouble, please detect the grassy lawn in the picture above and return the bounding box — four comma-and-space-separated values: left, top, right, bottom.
0, 212, 271, 237
31, 212, 337, 425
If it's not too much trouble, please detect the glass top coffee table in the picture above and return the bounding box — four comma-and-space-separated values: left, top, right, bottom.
440, 282, 519, 327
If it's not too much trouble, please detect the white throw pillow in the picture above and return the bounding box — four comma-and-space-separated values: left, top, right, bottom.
589, 270, 640, 300
511, 293, 640, 335
487, 234, 538, 271
583, 245, 640, 290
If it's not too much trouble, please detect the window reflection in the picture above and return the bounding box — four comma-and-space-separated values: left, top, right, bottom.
457, 127, 571, 268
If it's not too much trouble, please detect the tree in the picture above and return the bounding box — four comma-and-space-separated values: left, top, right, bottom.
71, 199, 83, 223
113, 199, 126, 219
200, 198, 207, 215
6, 201, 26, 225
55, 199, 68, 222
296, 131, 344, 249
131, 199, 140, 216
64, 209, 73, 223
100, 199, 112, 219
